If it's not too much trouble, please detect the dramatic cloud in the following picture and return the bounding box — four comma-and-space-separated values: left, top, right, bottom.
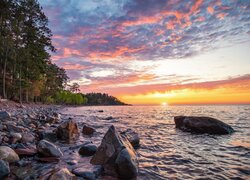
39, 0, 250, 103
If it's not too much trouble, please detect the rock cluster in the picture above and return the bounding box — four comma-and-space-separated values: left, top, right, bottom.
0, 105, 140, 179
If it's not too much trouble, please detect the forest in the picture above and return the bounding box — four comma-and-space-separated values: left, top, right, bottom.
0, 0, 126, 106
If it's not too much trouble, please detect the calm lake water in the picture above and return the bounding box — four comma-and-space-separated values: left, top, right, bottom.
60, 105, 250, 180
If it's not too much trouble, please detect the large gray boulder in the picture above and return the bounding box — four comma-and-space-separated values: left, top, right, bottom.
37, 140, 63, 157
174, 116, 234, 135
0, 146, 20, 163
91, 125, 138, 179
0, 160, 10, 179
56, 118, 79, 140
0, 111, 11, 121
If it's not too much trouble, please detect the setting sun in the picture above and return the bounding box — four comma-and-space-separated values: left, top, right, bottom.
161, 102, 168, 106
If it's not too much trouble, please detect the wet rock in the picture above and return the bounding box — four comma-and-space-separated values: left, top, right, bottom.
72, 166, 103, 180
66, 160, 78, 165
6, 124, 26, 133
121, 129, 140, 149
15, 147, 37, 156
115, 148, 138, 179
0, 160, 10, 179
56, 118, 79, 140
37, 140, 63, 157
91, 125, 138, 179
47, 114, 60, 124
49, 168, 76, 180
103, 116, 114, 120
9, 132, 22, 143
38, 130, 57, 142
0, 111, 11, 120
174, 116, 235, 135
82, 125, 95, 135
21, 132, 35, 143
0, 146, 20, 163
79, 144, 97, 156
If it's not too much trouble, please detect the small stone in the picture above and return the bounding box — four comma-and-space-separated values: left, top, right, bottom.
0, 146, 20, 163
37, 140, 63, 157
15, 147, 37, 156
21, 132, 35, 143
79, 145, 97, 156
0, 111, 11, 120
103, 116, 113, 120
49, 168, 76, 180
67, 160, 78, 165
72, 166, 103, 180
6, 124, 26, 133
38, 130, 57, 142
82, 125, 95, 135
0, 160, 10, 179
10, 132, 22, 143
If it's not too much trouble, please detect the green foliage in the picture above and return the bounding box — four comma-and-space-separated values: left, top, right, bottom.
45, 96, 55, 104
85, 93, 127, 105
0, 0, 68, 102
53, 90, 88, 105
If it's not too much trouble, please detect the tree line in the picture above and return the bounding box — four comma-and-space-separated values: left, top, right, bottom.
0, 0, 127, 106
0, 0, 68, 103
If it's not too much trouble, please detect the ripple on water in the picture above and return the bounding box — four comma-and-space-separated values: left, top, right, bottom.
60, 105, 250, 180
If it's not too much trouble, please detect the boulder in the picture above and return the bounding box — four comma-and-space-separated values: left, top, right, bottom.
91, 125, 138, 179
49, 168, 76, 180
116, 148, 138, 179
37, 140, 63, 157
0, 160, 10, 179
56, 118, 79, 140
0, 111, 11, 120
0, 146, 20, 163
82, 125, 95, 135
174, 116, 234, 135
79, 144, 97, 156
121, 129, 140, 149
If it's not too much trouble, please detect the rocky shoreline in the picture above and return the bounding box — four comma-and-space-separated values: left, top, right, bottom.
0, 101, 140, 179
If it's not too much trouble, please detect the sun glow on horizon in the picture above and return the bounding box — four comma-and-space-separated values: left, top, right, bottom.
161, 102, 168, 106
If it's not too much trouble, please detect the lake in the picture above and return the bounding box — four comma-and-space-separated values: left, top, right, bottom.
61, 105, 250, 179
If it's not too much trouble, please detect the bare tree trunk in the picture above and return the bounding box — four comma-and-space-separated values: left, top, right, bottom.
19, 65, 22, 104
3, 48, 9, 99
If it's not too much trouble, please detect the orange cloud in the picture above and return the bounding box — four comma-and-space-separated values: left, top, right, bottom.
87, 46, 145, 60
207, 6, 214, 14
217, 13, 227, 20
63, 63, 87, 70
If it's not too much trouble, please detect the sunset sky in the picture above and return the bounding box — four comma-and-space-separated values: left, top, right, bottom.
39, 0, 250, 105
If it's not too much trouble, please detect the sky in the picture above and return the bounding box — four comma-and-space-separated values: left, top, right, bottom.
39, 0, 250, 105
